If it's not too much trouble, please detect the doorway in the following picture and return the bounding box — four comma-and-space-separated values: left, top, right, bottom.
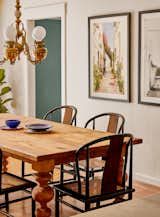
35, 19, 61, 120
23, 2, 66, 117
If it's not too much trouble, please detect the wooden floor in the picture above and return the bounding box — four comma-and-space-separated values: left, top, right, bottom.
1, 158, 160, 217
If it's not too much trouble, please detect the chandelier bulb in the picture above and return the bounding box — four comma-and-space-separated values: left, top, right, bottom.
0, 0, 47, 65
4, 23, 16, 41
32, 26, 46, 42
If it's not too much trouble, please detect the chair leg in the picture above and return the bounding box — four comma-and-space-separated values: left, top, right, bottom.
0, 211, 15, 217
96, 201, 100, 208
22, 161, 25, 177
73, 163, 76, 181
55, 190, 60, 217
91, 168, 94, 179
85, 202, 90, 211
5, 193, 9, 212
128, 192, 132, 200
60, 164, 64, 184
32, 196, 36, 217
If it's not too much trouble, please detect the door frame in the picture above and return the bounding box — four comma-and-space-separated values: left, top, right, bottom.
23, 2, 66, 116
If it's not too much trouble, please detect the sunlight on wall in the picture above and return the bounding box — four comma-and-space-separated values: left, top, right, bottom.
0, 0, 2, 35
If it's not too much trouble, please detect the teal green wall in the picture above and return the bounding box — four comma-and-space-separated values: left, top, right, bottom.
35, 19, 61, 121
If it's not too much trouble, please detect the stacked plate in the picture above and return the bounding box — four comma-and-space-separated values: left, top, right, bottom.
25, 123, 52, 134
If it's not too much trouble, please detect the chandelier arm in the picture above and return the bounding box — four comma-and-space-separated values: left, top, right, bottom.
2, 0, 47, 65
23, 41, 41, 65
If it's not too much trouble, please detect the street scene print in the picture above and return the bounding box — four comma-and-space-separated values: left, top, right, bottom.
89, 14, 130, 101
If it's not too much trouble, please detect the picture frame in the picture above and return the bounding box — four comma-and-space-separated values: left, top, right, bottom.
88, 13, 131, 102
138, 9, 160, 106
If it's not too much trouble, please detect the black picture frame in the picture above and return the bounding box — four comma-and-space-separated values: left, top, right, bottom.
88, 12, 131, 102
138, 9, 160, 106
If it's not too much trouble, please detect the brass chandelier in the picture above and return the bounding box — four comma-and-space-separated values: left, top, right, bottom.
0, 0, 47, 65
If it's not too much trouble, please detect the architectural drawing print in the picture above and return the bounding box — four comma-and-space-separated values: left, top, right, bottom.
139, 10, 160, 105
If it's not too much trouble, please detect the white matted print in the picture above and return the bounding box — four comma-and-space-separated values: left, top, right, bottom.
88, 13, 131, 102
139, 10, 160, 105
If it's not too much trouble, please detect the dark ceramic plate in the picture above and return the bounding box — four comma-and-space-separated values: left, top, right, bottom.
25, 123, 52, 131
25, 128, 52, 134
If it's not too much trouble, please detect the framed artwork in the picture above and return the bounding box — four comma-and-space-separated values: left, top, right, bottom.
139, 9, 160, 106
88, 13, 131, 102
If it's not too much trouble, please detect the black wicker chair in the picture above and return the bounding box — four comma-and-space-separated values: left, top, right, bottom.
79, 113, 125, 178
61, 113, 125, 181
21, 105, 78, 183
44, 105, 78, 183
54, 134, 134, 217
0, 149, 36, 217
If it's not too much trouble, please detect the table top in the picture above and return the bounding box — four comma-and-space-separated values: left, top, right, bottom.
0, 113, 142, 164
72, 193, 160, 217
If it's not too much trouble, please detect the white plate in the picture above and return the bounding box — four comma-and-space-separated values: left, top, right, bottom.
0, 125, 23, 130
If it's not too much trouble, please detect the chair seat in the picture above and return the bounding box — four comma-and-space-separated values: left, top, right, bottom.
59, 177, 123, 197
1, 172, 36, 193
79, 159, 105, 170
0, 210, 15, 217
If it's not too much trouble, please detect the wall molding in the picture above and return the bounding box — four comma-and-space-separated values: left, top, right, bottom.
23, 0, 66, 9
135, 173, 160, 187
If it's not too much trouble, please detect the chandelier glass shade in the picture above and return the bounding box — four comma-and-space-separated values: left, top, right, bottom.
0, 0, 47, 65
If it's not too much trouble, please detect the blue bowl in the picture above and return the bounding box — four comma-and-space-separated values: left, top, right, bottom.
5, 119, 21, 128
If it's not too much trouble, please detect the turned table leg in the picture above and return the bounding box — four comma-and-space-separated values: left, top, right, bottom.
32, 160, 55, 217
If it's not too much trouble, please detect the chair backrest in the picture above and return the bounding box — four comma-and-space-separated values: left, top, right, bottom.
84, 113, 125, 134
75, 134, 133, 197
43, 105, 77, 125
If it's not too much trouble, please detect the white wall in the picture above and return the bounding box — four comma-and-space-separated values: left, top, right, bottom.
0, 0, 66, 115
0, 0, 2, 47
0, 0, 160, 185
66, 0, 160, 185
0, 0, 25, 114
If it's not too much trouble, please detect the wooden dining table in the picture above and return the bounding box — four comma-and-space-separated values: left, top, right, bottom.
0, 113, 142, 217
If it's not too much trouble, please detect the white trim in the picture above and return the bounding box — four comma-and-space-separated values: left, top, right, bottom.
23, 3, 66, 116
135, 173, 160, 187
23, 0, 66, 8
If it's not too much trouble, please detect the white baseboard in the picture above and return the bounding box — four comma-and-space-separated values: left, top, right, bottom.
134, 173, 160, 187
